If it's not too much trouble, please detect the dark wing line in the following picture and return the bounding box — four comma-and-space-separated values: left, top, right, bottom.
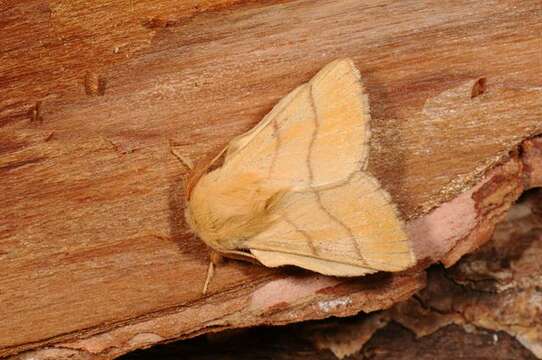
268, 115, 282, 178
306, 83, 368, 265
282, 214, 319, 256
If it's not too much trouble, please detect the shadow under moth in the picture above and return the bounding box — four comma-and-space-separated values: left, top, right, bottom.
184, 58, 416, 293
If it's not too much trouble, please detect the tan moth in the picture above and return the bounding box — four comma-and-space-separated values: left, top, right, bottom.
185, 58, 416, 293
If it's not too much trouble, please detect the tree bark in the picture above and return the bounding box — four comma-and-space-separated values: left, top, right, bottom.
1, 0, 541, 358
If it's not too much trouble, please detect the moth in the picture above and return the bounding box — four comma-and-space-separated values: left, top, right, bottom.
185, 58, 416, 293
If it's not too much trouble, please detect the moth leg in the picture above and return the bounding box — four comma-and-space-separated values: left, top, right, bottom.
202, 250, 224, 294
202, 261, 214, 295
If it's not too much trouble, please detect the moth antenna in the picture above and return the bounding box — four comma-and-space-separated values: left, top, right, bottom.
169, 142, 194, 170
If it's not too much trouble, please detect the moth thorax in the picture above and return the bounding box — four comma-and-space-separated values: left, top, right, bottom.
186, 170, 281, 251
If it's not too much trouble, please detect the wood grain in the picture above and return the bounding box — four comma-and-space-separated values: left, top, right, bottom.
1, 0, 541, 358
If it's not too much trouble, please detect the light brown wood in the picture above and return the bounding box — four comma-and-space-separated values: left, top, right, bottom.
1, 0, 541, 358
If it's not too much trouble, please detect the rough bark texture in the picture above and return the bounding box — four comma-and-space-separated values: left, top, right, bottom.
307, 190, 542, 359
117, 189, 542, 359
119, 324, 538, 360
1, 0, 541, 359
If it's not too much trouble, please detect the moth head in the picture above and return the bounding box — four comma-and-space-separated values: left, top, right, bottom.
185, 170, 284, 252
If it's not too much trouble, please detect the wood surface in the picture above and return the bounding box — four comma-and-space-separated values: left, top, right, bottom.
121, 190, 542, 359
1, 0, 541, 358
